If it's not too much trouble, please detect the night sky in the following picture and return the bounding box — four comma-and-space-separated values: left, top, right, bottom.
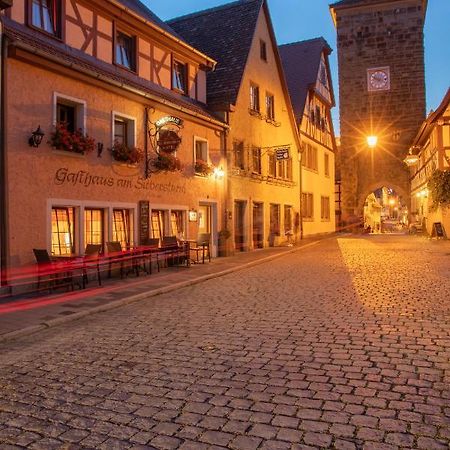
148, 0, 450, 135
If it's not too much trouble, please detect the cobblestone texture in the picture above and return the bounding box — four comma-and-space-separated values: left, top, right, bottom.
0, 236, 449, 449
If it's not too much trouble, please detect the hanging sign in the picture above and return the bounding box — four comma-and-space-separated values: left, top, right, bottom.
155, 116, 183, 128
157, 129, 182, 153
276, 147, 290, 160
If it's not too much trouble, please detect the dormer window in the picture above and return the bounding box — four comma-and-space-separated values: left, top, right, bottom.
116, 31, 136, 71
172, 61, 187, 94
31, 0, 59, 36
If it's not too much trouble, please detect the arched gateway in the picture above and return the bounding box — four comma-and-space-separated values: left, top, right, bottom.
330, 0, 427, 223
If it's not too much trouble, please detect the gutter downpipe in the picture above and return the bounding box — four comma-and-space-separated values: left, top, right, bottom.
298, 132, 304, 241
0, 19, 7, 285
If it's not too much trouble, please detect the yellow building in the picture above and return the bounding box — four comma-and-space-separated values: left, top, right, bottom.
169, 0, 302, 252
279, 38, 337, 236
408, 89, 450, 236
0, 0, 228, 282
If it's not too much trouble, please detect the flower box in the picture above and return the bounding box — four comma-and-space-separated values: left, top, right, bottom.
49, 123, 95, 155
151, 153, 183, 172
110, 142, 144, 164
194, 159, 213, 176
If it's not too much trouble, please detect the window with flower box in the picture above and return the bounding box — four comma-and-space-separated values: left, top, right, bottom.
250, 84, 260, 112
266, 93, 275, 120
194, 138, 211, 175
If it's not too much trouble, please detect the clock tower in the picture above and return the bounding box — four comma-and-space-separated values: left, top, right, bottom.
330, 0, 427, 221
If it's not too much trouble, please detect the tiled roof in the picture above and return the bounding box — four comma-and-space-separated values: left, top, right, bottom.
167, 0, 263, 108
3, 18, 223, 124
278, 38, 332, 122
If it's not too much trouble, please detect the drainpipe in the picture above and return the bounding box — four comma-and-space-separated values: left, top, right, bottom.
0, 19, 7, 285
298, 136, 304, 241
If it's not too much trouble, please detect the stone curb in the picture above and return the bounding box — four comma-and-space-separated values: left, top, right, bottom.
0, 240, 320, 343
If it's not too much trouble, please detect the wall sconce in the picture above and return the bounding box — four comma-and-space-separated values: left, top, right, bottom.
28, 125, 45, 148
213, 166, 225, 179
366, 135, 378, 149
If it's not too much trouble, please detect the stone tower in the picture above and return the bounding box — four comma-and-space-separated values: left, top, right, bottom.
330, 0, 427, 221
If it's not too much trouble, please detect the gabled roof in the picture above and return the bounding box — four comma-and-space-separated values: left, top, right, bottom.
278, 38, 333, 122
167, 0, 263, 108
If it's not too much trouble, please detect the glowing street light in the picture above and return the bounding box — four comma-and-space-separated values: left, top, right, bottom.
367, 135, 378, 148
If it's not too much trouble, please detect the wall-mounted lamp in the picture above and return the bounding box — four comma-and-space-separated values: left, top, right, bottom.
366, 135, 378, 149
213, 166, 225, 179
28, 125, 45, 148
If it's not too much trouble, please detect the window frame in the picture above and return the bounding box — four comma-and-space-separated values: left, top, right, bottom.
172, 59, 188, 94
28, 0, 62, 39
112, 112, 136, 148
84, 208, 105, 248
233, 140, 245, 170
302, 192, 314, 220
324, 152, 330, 177
114, 28, 137, 72
193, 137, 209, 171
51, 206, 75, 256
321, 196, 331, 221
251, 146, 262, 175
112, 209, 133, 249
270, 203, 281, 236
266, 93, 275, 120
53, 92, 86, 133
250, 83, 260, 113
260, 39, 267, 62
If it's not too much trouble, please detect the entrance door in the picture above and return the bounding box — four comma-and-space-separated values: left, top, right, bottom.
252, 202, 264, 249
234, 200, 246, 252
198, 202, 218, 257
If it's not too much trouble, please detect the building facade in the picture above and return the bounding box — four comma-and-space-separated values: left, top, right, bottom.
169, 0, 303, 252
0, 0, 228, 282
330, 0, 427, 222
409, 89, 450, 236
279, 38, 337, 236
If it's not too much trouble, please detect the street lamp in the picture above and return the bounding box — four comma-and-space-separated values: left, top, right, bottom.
367, 135, 378, 148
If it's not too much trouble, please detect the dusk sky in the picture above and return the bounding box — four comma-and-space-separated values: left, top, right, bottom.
148, 0, 450, 135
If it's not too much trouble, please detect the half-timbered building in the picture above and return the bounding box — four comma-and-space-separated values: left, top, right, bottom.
279, 38, 337, 236
169, 0, 303, 252
0, 0, 228, 279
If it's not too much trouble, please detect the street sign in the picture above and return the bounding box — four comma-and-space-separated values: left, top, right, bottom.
276, 147, 290, 160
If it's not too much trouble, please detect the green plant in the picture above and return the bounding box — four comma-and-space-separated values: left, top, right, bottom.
151, 153, 183, 172
194, 159, 213, 176
49, 122, 95, 154
428, 170, 450, 211
110, 141, 144, 164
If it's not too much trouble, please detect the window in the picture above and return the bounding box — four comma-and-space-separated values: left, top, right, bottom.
31, 0, 59, 36
172, 60, 187, 93
303, 143, 318, 171
266, 94, 275, 120
116, 31, 135, 71
277, 159, 285, 179
270, 204, 280, 236
268, 153, 276, 177
250, 84, 260, 112
195, 139, 208, 165
171, 211, 184, 238
233, 140, 245, 170
324, 152, 330, 177
286, 158, 293, 180
252, 147, 261, 174
321, 196, 330, 221
113, 114, 135, 147
56, 103, 76, 133
302, 193, 314, 220
85, 209, 104, 247
260, 40, 267, 61
51, 207, 75, 256
54, 95, 86, 133
151, 210, 165, 240
284, 205, 293, 233
113, 209, 133, 249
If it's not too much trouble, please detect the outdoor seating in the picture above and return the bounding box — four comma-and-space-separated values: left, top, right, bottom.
33, 248, 76, 292
106, 241, 127, 278
82, 244, 102, 287
160, 236, 187, 267
141, 238, 161, 274
190, 233, 211, 264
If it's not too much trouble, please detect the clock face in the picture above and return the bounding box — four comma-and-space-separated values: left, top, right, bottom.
367, 67, 390, 91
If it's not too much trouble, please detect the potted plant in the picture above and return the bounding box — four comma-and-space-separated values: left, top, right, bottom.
49, 122, 96, 154
151, 153, 183, 172
110, 141, 144, 164
194, 159, 213, 176
218, 229, 232, 257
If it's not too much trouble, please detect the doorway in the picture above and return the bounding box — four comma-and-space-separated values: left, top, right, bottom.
198, 202, 218, 256
252, 202, 264, 249
234, 200, 246, 252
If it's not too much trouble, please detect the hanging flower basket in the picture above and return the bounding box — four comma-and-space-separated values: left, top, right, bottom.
151, 153, 183, 172
49, 122, 95, 154
194, 159, 213, 176
110, 141, 144, 164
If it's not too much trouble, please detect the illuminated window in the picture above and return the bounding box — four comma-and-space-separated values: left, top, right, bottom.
31, 0, 59, 36
250, 84, 260, 112
85, 209, 104, 246
151, 210, 165, 240
116, 31, 136, 71
51, 207, 75, 256
171, 211, 184, 237
172, 61, 187, 93
113, 209, 133, 249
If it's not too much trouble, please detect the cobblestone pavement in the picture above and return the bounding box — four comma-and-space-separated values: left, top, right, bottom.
0, 235, 449, 450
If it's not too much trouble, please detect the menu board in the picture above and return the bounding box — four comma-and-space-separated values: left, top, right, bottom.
139, 200, 150, 244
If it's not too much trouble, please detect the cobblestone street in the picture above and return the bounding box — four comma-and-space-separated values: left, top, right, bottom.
0, 235, 449, 450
